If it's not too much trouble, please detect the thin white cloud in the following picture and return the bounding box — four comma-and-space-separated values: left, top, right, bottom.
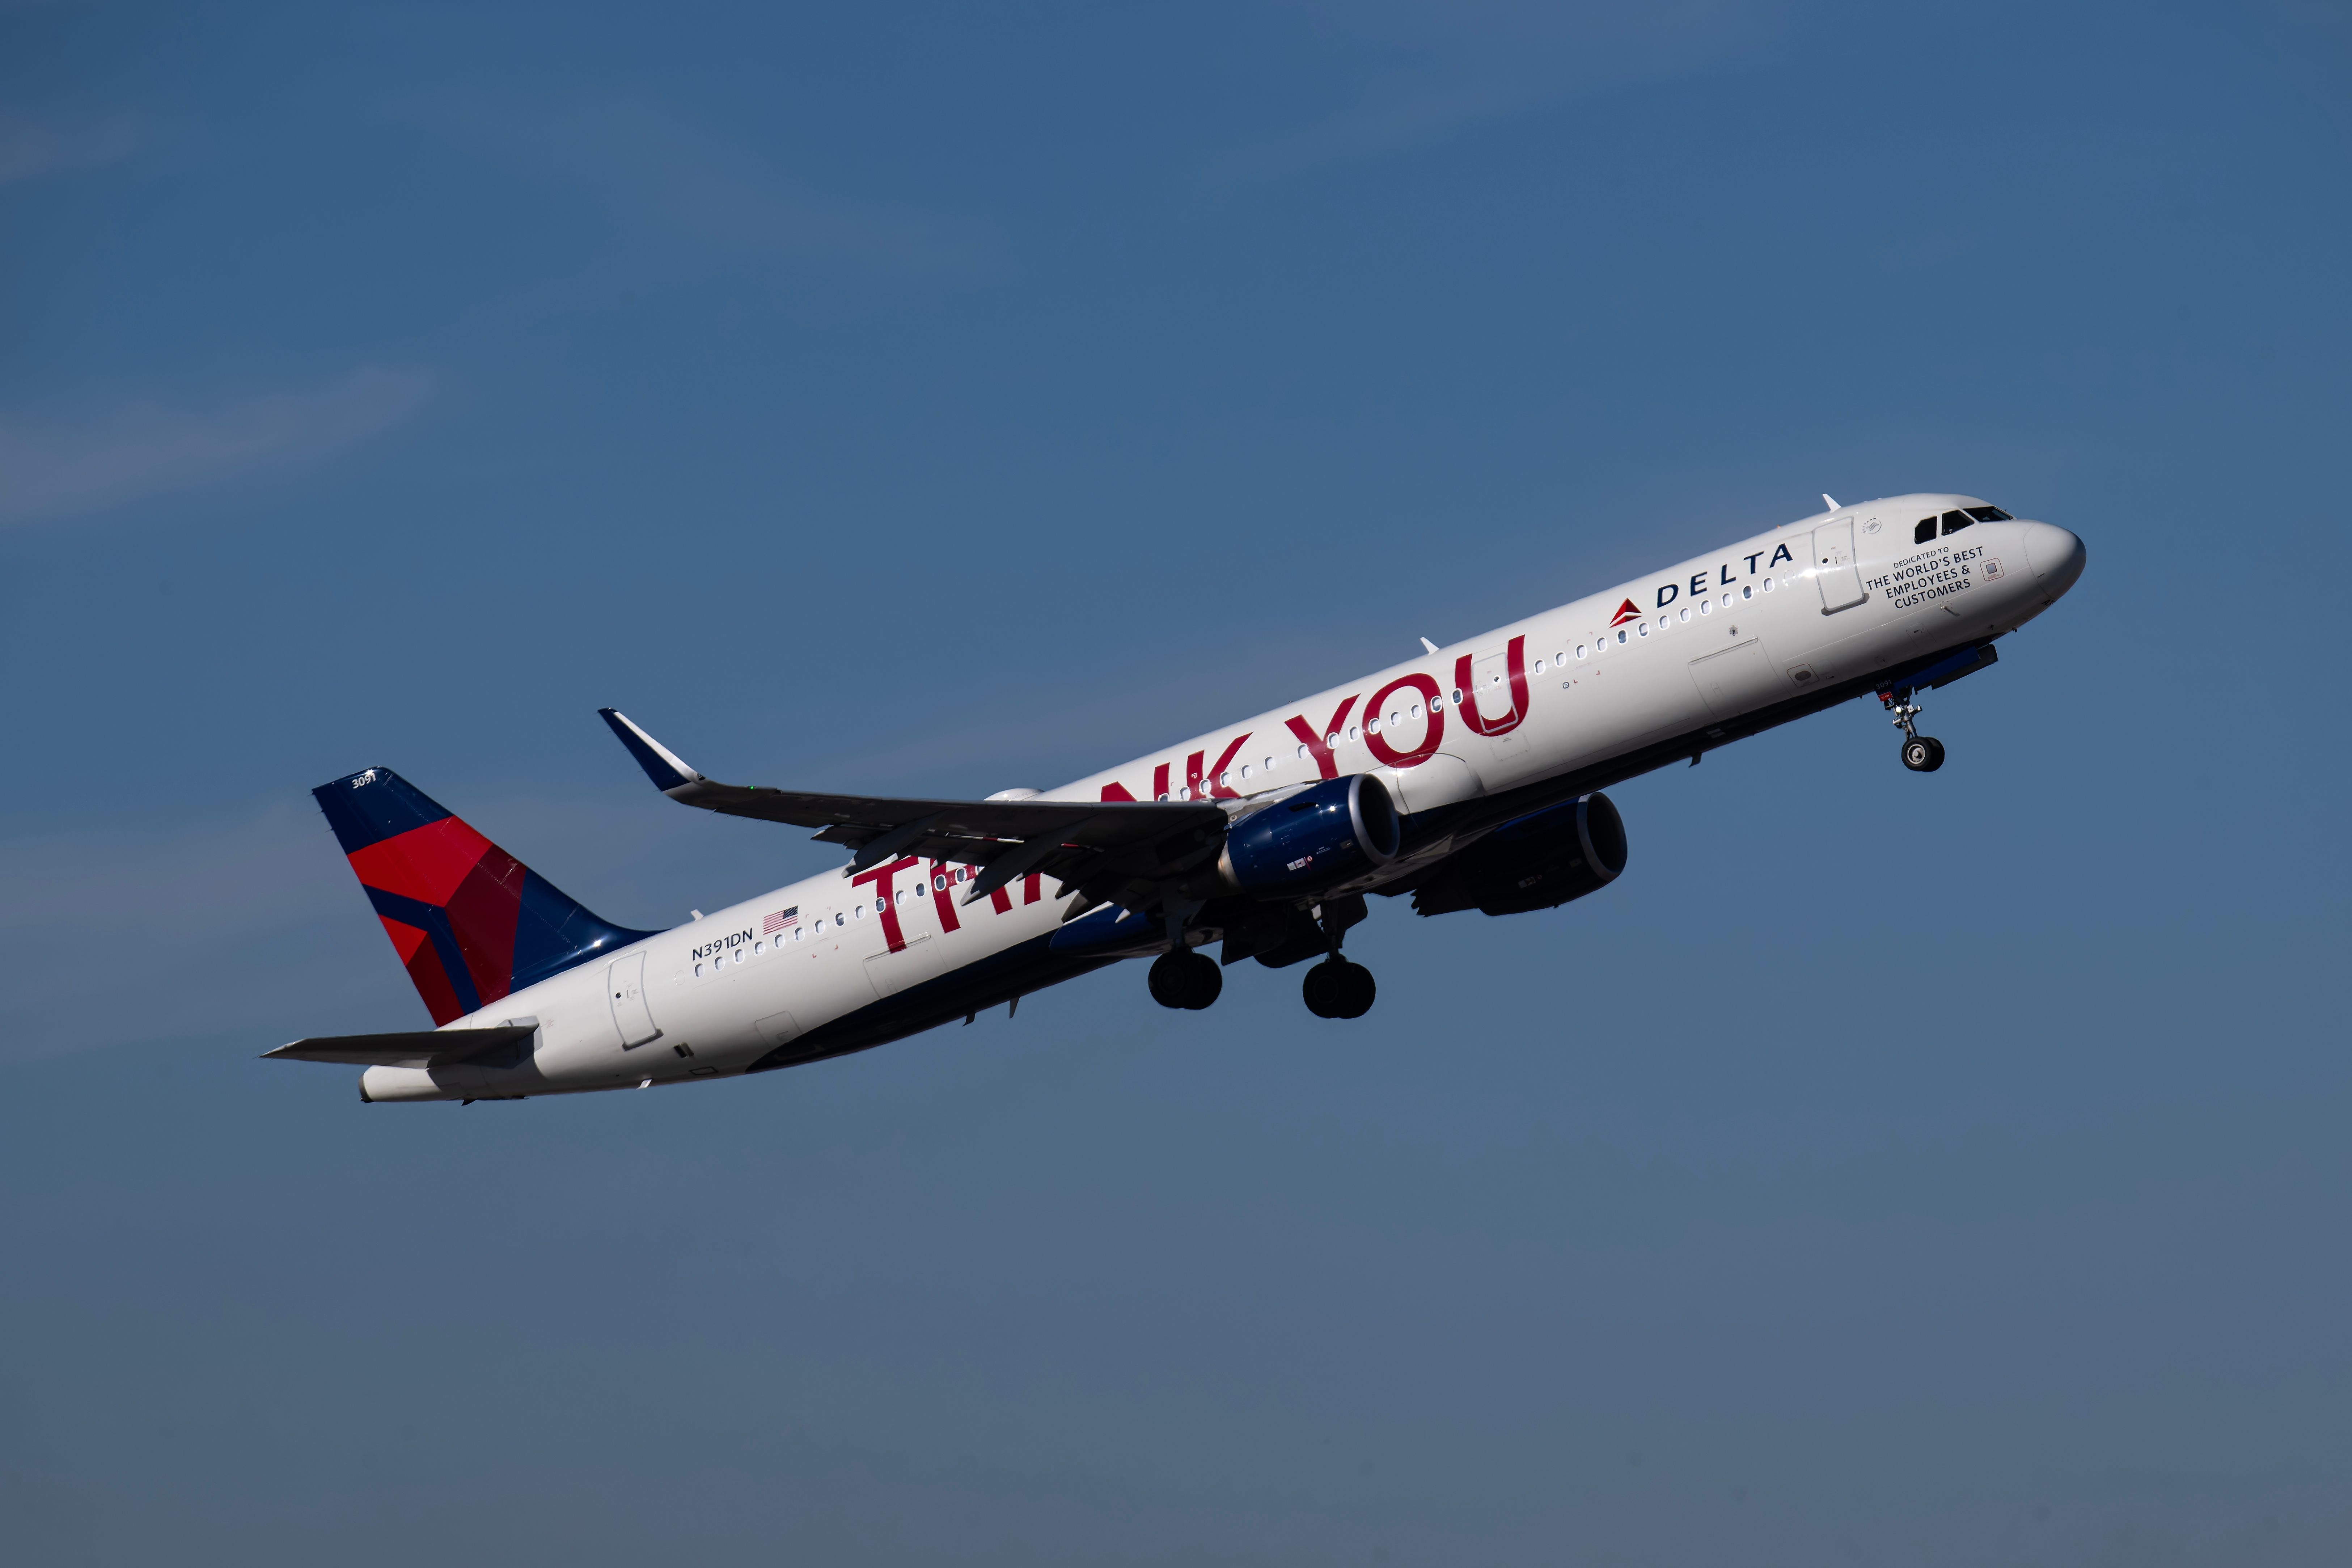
407, 94, 998, 298
0, 365, 434, 526
0, 111, 139, 187
0, 803, 363, 1062
0, 791, 690, 1065
1210, 0, 1779, 183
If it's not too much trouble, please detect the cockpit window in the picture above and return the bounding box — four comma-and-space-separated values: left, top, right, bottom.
1941, 509, 1973, 535
1914, 517, 1937, 544
1963, 505, 2013, 522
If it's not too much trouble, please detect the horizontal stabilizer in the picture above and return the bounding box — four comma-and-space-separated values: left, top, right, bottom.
261, 1025, 536, 1069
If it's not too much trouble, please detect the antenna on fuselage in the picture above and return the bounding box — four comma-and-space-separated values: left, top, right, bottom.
1420, 637, 1440, 655
1822, 493, 1840, 511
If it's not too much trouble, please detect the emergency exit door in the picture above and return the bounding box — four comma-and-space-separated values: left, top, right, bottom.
607, 951, 661, 1048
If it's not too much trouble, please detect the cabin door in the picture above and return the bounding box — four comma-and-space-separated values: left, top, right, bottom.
1812, 519, 1866, 613
607, 951, 661, 1048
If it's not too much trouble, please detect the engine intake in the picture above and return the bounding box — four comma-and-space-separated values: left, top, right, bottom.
1218, 774, 1399, 898
1409, 792, 1626, 917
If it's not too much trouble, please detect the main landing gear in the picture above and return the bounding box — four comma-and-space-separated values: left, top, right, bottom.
1302, 895, 1375, 1020
1146, 894, 1378, 1019
1148, 948, 1222, 1010
1882, 688, 1946, 773
1302, 958, 1375, 1020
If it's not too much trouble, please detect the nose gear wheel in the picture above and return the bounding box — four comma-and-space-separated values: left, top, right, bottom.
1880, 686, 1945, 773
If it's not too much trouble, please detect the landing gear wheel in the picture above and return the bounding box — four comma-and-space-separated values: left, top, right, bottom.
1302, 958, 1375, 1019
1148, 950, 1222, 1010
1302, 960, 1342, 1018
1180, 954, 1222, 1010
1333, 961, 1376, 1019
1900, 735, 1945, 772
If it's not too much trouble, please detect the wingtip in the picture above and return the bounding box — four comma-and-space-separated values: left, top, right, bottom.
597, 708, 705, 793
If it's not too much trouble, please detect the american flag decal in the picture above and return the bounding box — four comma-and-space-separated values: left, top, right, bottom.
764, 907, 798, 934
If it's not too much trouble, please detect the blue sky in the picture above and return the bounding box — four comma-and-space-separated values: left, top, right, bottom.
3, 2, 2348, 1562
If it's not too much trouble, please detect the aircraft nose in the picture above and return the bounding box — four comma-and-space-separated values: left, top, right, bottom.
2023, 522, 2086, 593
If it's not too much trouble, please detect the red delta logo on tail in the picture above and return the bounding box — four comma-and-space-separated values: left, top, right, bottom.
347, 814, 524, 1024
313, 768, 652, 1026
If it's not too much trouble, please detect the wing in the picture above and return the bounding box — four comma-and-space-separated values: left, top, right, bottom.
261, 1026, 536, 1068
597, 709, 1229, 916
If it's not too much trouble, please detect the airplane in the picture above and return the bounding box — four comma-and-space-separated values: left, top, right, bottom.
266, 494, 2085, 1103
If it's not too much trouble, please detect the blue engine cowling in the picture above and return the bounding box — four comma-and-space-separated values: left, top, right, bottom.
1218, 774, 1400, 898
1407, 792, 1626, 917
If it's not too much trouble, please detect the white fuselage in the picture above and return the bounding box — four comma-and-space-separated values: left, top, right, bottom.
363, 495, 2085, 1102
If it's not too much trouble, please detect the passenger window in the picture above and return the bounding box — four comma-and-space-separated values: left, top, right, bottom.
1915, 518, 1937, 544
1941, 509, 1974, 536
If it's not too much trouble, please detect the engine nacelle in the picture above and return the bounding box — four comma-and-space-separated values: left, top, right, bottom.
1409, 792, 1626, 917
1217, 774, 1400, 899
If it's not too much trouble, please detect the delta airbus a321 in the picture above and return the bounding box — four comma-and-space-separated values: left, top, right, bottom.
269, 494, 2085, 1103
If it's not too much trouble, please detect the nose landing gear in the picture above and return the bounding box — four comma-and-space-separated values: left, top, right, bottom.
1882, 689, 1945, 773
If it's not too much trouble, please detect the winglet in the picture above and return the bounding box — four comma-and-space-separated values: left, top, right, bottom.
598, 709, 706, 794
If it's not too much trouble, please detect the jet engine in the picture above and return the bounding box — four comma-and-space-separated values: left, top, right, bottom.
1217, 773, 1400, 898
1408, 792, 1626, 917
